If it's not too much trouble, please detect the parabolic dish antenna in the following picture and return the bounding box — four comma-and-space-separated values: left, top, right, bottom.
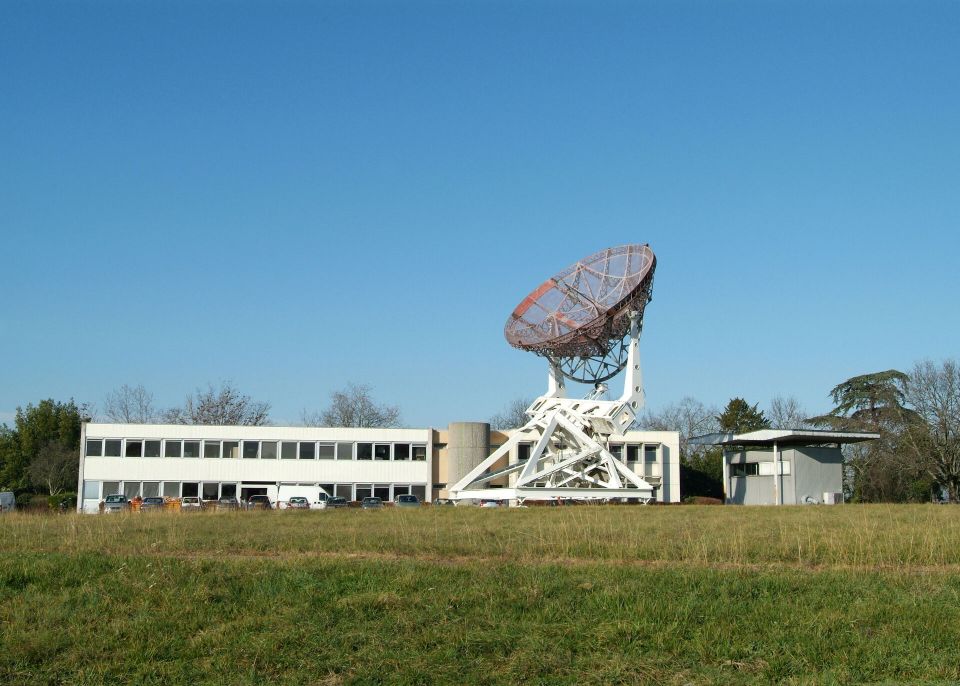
504, 243, 656, 384
448, 242, 659, 504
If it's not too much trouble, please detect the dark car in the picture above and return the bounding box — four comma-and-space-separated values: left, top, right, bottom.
361, 496, 383, 510
217, 497, 240, 511
139, 497, 166, 513
103, 494, 130, 514
394, 494, 420, 508
325, 497, 348, 509
248, 495, 272, 510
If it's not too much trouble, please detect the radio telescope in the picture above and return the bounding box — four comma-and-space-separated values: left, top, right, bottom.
450, 244, 658, 503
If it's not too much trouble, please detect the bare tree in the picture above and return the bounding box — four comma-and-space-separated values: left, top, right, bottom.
900, 359, 960, 501
103, 384, 157, 423
767, 395, 812, 430
635, 396, 720, 458
164, 382, 271, 426
303, 383, 400, 428
489, 397, 534, 430
27, 441, 78, 495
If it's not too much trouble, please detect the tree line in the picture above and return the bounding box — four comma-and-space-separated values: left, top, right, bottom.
0, 381, 400, 504
631, 359, 960, 502
4, 361, 957, 505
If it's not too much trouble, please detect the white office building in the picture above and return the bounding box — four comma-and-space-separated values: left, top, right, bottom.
77, 421, 681, 512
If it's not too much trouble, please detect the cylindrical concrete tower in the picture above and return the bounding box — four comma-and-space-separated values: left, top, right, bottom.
446, 422, 491, 489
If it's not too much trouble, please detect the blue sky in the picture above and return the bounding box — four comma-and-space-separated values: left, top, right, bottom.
1, 0, 958, 428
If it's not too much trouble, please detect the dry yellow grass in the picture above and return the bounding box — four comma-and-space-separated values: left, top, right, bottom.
5, 503, 960, 570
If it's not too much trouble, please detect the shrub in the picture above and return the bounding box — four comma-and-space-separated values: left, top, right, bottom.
48, 493, 77, 510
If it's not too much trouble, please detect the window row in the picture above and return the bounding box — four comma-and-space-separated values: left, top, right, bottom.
85, 438, 427, 461
83, 480, 427, 502
730, 461, 791, 477
514, 443, 660, 462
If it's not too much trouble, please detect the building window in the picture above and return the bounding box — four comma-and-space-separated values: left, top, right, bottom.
411, 485, 427, 501
164, 440, 182, 458
123, 482, 141, 499
142, 482, 160, 498
335, 484, 353, 500
609, 444, 623, 459
318, 443, 335, 460
373, 484, 390, 500
224, 441, 240, 459
355, 484, 373, 500
102, 481, 120, 497
184, 441, 201, 458
299, 442, 316, 460
83, 481, 100, 499
517, 443, 532, 461
242, 441, 259, 459
125, 440, 143, 458
202, 483, 219, 500
145, 440, 161, 458
162, 482, 180, 498
626, 445, 640, 463
374, 444, 390, 461
221, 483, 237, 498
182, 482, 199, 498
104, 440, 122, 457
337, 442, 353, 460
731, 463, 760, 477
281, 442, 297, 460
412, 445, 427, 461
85, 440, 103, 457
203, 441, 221, 458
261, 442, 278, 460
644, 445, 658, 462
394, 444, 410, 461
357, 443, 373, 460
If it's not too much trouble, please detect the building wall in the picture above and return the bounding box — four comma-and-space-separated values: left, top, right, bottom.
724, 446, 843, 505
791, 447, 844, 504
79, 423, 431, 513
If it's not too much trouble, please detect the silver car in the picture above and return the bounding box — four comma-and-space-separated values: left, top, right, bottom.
103, 494, 130, 513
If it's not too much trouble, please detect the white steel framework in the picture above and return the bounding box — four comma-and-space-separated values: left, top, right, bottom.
450, 312, 654, 502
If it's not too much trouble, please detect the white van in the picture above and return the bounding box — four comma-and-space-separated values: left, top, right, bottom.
276, 485, 331, 510
0, 491, 16, 513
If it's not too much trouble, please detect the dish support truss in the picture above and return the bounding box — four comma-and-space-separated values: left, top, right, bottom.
450, 312, 655, 503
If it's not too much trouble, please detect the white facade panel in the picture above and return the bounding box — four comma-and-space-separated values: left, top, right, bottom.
82, 457, 429, 483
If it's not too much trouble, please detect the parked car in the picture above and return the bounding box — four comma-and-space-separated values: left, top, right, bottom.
310, 492, 331, 510
480, 499, 503, 508
286, 496, 309, 510
0, 491, 15, 513
394, 494, 420, 508
248, 495, 272, 510
325, 496, 348, 509
433, 498, 456, 506
361, 496, 383, 510
217, 497, 240, 511
139, 497, 166, 513
103, 494, 131, 513
180, 496, 203, 512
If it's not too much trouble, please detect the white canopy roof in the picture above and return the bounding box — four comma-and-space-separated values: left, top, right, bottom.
690, 429, 880, 447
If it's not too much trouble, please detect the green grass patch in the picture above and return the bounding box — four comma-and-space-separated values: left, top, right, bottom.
3, 506, 960, 684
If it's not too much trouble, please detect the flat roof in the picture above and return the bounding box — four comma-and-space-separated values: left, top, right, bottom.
690, 429, 880, 447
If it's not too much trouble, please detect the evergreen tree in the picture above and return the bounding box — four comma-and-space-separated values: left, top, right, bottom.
717, 398, 770, 433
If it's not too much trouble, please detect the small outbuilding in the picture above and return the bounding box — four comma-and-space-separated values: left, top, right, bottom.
691, 429, 879, 505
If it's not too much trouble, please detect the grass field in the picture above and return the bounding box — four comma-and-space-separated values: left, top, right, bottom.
3, 505, 960, 684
